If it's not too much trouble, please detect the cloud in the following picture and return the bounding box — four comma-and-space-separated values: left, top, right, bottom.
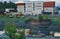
29, 0, 55, 1
1, 0, 60, 4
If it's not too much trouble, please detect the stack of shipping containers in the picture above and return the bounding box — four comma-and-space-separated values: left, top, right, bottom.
39, 20, 51, 35
16, 1, 55, 15
16, 2, 25, 14
25, 1, 33, 15
43, 1, 55, 15
34, 1, 43, 15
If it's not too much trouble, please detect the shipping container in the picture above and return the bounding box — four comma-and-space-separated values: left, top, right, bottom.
34, 2, 43, 11
33, 1, 43, 15
17, 3, 25, 5
25, 1, 33, 11
43, 7, 55, 15
25, 2, 33, 15
40, 30, 47, 34
34, 1, 43, 7
42, 12, 52, 14
40, 28, 49, 35
25, 29, 30, 36
44, 7, 54, 12
43, 1, 55, 7
33, 10, 42, 15
25, 11, 32, 15
54, 32, 60, 37
17, 5, 24, 14
17, 3, 25, 14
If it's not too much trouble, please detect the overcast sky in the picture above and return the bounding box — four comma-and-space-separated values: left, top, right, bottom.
0, 0, 59, 3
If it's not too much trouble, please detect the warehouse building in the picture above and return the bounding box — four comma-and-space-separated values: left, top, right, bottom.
16, 1, 55, 15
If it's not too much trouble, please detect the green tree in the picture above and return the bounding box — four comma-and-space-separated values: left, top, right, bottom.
15, 29, 25, 39
7, 2, 17, 9
5, 22, 17, 39
4, 1, 8, 8
38, 14, 43, 21
43, 14, 48, 19
0, 2, 4, 9
21, 29, 25, 39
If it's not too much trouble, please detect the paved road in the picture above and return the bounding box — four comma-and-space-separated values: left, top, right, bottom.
25, 37, 60, 39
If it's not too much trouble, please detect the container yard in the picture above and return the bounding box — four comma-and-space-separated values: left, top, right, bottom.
0, 0, 60, 39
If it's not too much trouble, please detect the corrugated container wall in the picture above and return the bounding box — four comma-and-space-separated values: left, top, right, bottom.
43, 1, 55, 15
43, 1, 55, 7
25, 2, 33, 15
17, 3, 25, 14
34, 1, 43, 15
44, 7, 54, 12
34, 1, 43, 10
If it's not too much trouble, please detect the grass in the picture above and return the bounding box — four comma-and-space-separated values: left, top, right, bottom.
0, 15, 29, 22
0, 15, 60, 23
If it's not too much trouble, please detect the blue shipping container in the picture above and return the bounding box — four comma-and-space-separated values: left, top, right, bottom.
42, 12, 52, 14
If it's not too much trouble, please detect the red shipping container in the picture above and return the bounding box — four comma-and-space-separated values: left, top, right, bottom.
17, 3, 25, 5
44, 1, 55, 7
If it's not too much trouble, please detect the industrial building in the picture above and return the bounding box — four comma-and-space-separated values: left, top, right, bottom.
15, 1, 55, 15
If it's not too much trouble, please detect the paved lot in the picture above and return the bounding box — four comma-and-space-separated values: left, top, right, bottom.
25, 37, 60, 39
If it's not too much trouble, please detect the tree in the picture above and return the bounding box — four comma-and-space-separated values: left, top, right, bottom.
20, 29, 25, 39
0, 2, 4, 9
5, 22, 17, 39
7, 2, 17, 9
38, 14, 43, 21
15, 29, 25, 39
43, 14, 48, 19
4, 1, 8, 8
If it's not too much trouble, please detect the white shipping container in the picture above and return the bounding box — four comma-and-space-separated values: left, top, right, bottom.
44, 7, 54, 12
34, 1, 43, 11
35, 7, 43, 11
54, 32, 60, 37
35, 1, 43, 7
26, 1, 33, 5
26, 7, 33, 11
25, 1, 33, 11
33, 10, 42, 15
17, 5, 24, 14
26, 5, 33, 8
25, 29, 30, 36
25, 11, 32, 15
25, 2, 33, 8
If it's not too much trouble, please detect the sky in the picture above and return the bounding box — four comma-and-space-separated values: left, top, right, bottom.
0, 0, 59, 3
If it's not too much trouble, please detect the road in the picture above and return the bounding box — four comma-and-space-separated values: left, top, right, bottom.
25, 37, 60, 39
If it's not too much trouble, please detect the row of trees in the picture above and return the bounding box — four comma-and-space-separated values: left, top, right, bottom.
5, 22, 25, 39
38, 14, 49, 21
0, 1, 17, 9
